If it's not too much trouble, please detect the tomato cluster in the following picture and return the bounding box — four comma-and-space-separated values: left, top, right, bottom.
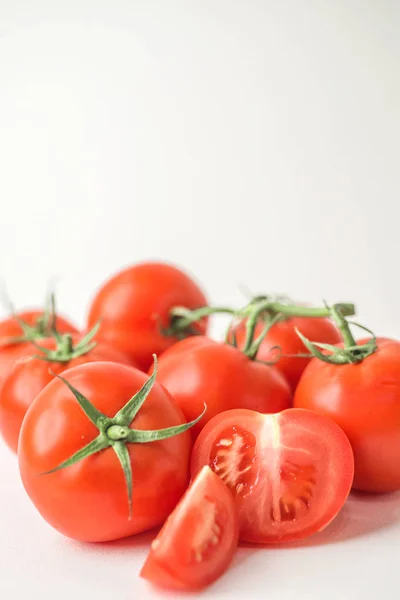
0, 261, 399, 591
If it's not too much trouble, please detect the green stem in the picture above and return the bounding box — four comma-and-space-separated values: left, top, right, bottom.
238, 300, 355, 359
58, 334, 74, 355
245, 300, 355, 320
330, 304, 357, 347
242, 304, 276, 355
165, 306, 234, 338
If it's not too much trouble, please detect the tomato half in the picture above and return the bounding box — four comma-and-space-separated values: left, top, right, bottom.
0, 335, 131, 453
0, 310, 77, 387
230, 316, 342, 392
18, 361, 193, 542
141, 466, 238, 591
191, 408, 354, 544
87, 262, 207, 371
294, 337, 400, 493
155, 336, 291, 437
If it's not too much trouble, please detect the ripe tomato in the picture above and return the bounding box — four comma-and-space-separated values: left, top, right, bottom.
191, 408, 354, 543
141, 466, 238, 591
231, 316, 342, 392
294, 337, 400, 493
0, 334, 131, 453
87, 262, 207, 371
0, 310, 77, 387
155, 336, 291, 437
18, 361, 194, 542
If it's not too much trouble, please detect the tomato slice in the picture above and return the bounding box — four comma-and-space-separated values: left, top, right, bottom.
191, 408, 354, 544
140, 466, 239, 590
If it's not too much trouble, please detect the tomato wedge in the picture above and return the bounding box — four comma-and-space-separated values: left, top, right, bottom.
191, 408, 354, 544
140, 466, 239, 591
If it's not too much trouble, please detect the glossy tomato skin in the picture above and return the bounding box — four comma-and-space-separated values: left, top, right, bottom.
294, 337, 400, 493
87, 262, 207, 372
191, 408, 354, 544
141, 466, 238, 591
0, 336, 132, 454
155, 336, 292, 437
0, 311, 77, 388
18, 362, 192, 542
232, 316, 342, 392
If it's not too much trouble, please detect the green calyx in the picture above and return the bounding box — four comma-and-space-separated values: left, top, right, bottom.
163, 306, 235, 340
0, 293, 60, 346
44, 355, 205, 517
229, 297, 356, 363
296, 303, 377, 365
32, 322, 100, 363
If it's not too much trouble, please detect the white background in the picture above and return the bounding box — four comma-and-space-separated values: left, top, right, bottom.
0, 1, 399, 599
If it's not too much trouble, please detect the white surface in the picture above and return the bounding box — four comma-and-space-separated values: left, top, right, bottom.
0, 1, 400, 598
1, 439, 399, 600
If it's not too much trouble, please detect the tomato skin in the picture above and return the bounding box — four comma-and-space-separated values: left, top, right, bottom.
191, 408, 354, 544
294, 337, 400, 493
18, 362, 192, 542
0, 311, 77, 388
141, 466, 238, 591
231, 316, 342, 392
0, 336, 132, 454
87, 262, 207, 372
155, 336, 292, 437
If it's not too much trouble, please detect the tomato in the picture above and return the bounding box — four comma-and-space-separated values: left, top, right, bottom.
0, 334, 131, 453
141, 466, 238, 591
191, 408, 354, 543
155, 336, 292, 437
0, 310, 77, 388
87, 262, 207, 371
294, 337, 400, 493
18, 361, 194, 542
230, 316, 342, 392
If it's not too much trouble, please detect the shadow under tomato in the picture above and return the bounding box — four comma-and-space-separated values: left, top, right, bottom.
66, 526, 160, 553
240, 488, 400, 550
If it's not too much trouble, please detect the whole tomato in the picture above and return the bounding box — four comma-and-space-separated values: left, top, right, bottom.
18, 360, 196, 542
294, 336, 400, 493
154, 336, 292, 437
231, 315, 342, 392
0, 309, 77, 388
87, 262, 208, 372
0, 331, 132, 453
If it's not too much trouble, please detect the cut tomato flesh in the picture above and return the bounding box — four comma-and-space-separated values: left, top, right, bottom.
140, 466, 239, 590
192, 408, 354, 544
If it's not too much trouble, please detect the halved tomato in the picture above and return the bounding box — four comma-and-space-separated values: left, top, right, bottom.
140, 466, 239, 590
191, 408, 354, 544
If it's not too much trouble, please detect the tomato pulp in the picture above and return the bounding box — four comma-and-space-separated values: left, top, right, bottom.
191, 408, 354, 543
141, 466, 238, 591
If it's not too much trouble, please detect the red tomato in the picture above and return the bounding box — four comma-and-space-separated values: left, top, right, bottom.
18, 361, 193, 542
141, 466, 238, 591
231, 316, 342, 392
87, 262, 207, 371
0, 335, 131, 453
155, 336, 292, 437
191, 408, 354, 543
0, 310, 77, 387
294, 337, 400, 493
